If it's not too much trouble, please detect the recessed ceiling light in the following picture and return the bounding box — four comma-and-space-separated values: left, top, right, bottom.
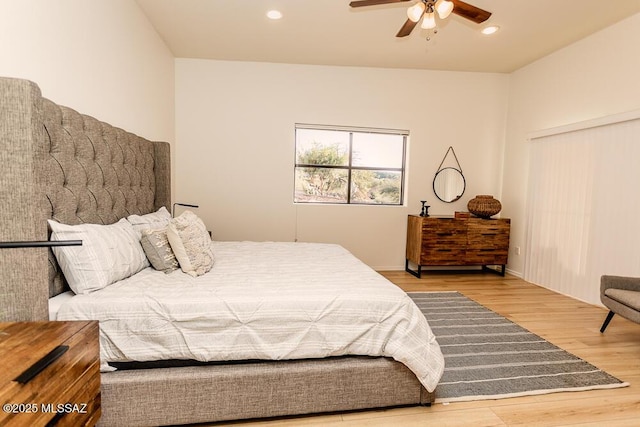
266, 10, 283, 20
481, 25, 500, 35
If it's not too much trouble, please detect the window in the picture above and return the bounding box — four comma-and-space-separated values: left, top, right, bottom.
294, 124, 407, 205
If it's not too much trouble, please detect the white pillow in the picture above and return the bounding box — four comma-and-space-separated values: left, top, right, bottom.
127, 206, 172, 235
167, 211, 214, 277
48, 218, 150, 294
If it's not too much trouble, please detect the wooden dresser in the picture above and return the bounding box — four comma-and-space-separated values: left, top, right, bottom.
405, 215, 510, 278
0, 321, 101, 426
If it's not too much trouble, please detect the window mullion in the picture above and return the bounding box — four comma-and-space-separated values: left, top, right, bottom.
351, 166, 404, 172
347, 132, 353, 204
295, 164, 349, 170
400, 135, 407, 205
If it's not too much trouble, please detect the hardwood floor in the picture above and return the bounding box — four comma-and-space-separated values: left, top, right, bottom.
212, 271, 640, 427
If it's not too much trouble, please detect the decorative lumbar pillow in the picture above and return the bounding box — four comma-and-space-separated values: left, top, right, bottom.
166, 211, 214, 277
140, 227, 180, 273
127, 206, 172, 235
48, 218, 150, 294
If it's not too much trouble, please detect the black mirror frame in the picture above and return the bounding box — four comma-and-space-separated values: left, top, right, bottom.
433, 167, 466, 203
433, 146, 466, 203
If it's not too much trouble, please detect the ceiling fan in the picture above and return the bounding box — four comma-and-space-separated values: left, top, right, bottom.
349, 0, 492, 37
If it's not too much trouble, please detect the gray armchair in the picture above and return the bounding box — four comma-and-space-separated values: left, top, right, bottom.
600, 275, 640, 332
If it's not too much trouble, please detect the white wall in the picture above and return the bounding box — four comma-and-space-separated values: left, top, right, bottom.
0, 0, 175, 144
502, 13, 640, 285
176, 59, 509, 269
4, 1, 635, 282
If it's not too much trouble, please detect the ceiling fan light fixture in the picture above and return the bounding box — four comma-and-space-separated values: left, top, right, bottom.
421, 10, 436, 29
407, 1, 426, 23
435, 0, 453, 19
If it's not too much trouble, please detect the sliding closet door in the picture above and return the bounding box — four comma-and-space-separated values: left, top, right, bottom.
525, 117, 640, 305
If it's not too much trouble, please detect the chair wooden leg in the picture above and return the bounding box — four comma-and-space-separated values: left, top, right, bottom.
600, 311, 615, 333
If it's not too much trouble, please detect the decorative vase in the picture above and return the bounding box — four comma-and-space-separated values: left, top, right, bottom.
467, 195, 501, 218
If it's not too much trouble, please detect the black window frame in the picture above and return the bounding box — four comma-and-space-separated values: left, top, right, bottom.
294, 124, 408, 206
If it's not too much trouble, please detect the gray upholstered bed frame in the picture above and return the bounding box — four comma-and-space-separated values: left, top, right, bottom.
0, 77, 434, 426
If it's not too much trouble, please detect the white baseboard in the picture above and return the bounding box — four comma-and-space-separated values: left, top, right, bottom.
505, 268, 523, 278
374, 265, 524, 277
372, 265, 405, 271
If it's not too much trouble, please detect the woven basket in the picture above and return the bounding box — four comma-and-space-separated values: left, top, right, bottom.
467, 195, 501, 218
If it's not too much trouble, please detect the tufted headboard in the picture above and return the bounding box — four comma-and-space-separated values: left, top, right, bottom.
0, 77, 171, 321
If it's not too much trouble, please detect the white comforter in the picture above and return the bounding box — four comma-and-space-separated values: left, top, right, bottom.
57, 241, 444, 391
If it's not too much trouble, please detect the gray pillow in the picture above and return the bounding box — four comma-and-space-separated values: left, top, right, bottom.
140, 228, 180, 273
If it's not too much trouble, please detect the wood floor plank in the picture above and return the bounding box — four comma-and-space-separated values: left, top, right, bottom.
489, 393, 640, 426
204, 271, 640, 426
340, 407, 507, 426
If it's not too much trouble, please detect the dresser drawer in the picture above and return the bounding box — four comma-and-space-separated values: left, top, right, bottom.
422, 218, 465, 233
422, 218, 466, 247
467, 218, 509, 233
467, 219, 510, 261
467, 231, 510, 249
0, 321, 100, 426
421, 248, 467, 265
465, 248, 509, 265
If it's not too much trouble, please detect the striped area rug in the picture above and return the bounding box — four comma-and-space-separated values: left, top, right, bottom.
408, 291, 629, 403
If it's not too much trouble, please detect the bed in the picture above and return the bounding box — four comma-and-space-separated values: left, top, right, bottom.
0, 76, 442, 426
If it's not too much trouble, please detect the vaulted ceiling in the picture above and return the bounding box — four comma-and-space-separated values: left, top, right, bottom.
136, 0, 640, 73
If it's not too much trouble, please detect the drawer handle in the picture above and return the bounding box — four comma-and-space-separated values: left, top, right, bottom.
14, 345, 69, 384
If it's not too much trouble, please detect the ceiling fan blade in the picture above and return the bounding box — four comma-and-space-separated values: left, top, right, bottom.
349, 0, 410, 8
450, 0, 491, 23
396, 18, 419, 37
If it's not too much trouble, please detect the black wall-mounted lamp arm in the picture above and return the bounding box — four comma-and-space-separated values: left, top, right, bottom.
172, 202, 199, 217
0, 240, 82, 249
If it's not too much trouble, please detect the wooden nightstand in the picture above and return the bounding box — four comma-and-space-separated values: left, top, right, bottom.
0, 321, 101, 426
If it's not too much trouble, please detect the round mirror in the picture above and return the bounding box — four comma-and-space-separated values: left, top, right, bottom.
433, 167, 466, 203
